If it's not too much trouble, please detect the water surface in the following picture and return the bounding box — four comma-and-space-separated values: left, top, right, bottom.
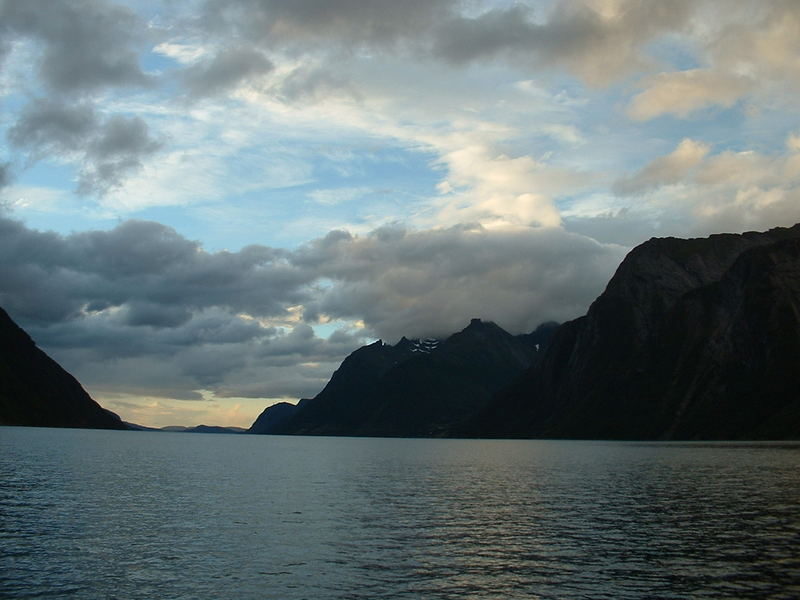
1, 427, 799, 598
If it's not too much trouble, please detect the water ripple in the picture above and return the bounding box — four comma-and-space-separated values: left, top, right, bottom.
1, 429, 799, 599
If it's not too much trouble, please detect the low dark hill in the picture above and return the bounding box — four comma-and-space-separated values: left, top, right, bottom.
471, 224, 800, 440
253, 320, 556, 437
0, 307, 127, 430
249, 401, 305, 434
184, 425, 246, 434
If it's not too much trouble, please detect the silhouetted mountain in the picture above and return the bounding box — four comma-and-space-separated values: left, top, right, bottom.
253, 319, 551, 437
249, 400, 307, 434
470, 224, 800, 440
0, 307, 128, 430
124, 422, 160, 431
183, 425, 246, 434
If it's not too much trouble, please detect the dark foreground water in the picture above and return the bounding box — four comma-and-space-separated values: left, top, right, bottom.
1, 427, 799, 599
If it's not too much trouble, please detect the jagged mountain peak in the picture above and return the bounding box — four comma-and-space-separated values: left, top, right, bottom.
252, 318, 555, 437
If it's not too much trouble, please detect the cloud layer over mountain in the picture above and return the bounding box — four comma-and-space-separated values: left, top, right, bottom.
1, 0, 798, 425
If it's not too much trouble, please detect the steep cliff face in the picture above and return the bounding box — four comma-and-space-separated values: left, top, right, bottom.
473, 224, 800, 440
255, 320, 554, 437
0, 307, 128, 430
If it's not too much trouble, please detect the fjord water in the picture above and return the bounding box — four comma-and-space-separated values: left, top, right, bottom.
1, 428, 799, 599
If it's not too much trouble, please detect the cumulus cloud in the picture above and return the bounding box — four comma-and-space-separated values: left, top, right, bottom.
431, 142, 590, 229
201, 0, 692, 88
8, 100, 97, 157
0, 0, 151, 93
0, 215, 625, 407
80, 115, 162, 194
436, 0, 692, 86
601, 134, 800, 240
628, 2, 800, 119
628, 70, 752, 121
614, 139, 710, 195
295, 224, 625, 340
7, 99, 161, 195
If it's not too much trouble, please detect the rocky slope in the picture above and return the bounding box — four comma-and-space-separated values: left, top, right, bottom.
0, 307, 128, 430
251, 320, 557, 437
470, 224, 800, 440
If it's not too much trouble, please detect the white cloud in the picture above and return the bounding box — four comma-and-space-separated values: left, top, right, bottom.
628, 70, 752, 121
152, 42, 207, 65
307, 186, 372, 205
787, 133, 800, 153
615, 138, 711, 194
604, 137, 800, 239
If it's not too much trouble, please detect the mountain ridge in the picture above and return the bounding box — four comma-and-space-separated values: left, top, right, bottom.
0, 307, 128, 430
468, 224, 800, 440
249, 319, 558, 437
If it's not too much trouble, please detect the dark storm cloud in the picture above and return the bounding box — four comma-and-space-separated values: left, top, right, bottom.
0, 217, 305, 326
181, 47, 274, 97
7, 99, 161, 194
8, 100, 97, 157
80, 115, 162, 194
0, 0, 151, 94
433, 1, 692, 84
0, 215, 623, 337
0, 215, 625, 400
297, 224, 626, 341
201, 0, 692, 87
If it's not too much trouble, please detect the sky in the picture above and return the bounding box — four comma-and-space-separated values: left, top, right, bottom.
1, 0, 799, 428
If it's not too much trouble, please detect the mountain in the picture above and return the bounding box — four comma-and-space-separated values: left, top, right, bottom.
251, 319, 556, 437
249, 400, 307, 434
182, 425, 246, 434
0, 307, 128, 430
470, 224, 800, 440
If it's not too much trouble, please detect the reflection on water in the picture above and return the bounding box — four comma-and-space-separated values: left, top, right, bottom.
1, 427, 799, 599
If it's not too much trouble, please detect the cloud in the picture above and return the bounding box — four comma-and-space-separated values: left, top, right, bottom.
2, 0, 799, 427
181, 47, 274, 97
0, 0, 152, 94
203, 0, 450, 51
201, 0, 693, 88
80, 115, 163, 195
7, 99, 161, 195
0, 162, 11, 189
295, 224, 625, 340
307, 186, 372, 205
614, 138, 710, 195
628, 2, 800, 120
707, 0, 800, 85
599, 134, 800, 241
8, 100, 97, 156
434, 0, 692, 86
0, 214, 625, 406
430, 142, 584, 229
628, 70, 752, 120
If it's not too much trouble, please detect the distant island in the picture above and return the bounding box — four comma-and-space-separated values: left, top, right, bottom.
2, 224, 799, 439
